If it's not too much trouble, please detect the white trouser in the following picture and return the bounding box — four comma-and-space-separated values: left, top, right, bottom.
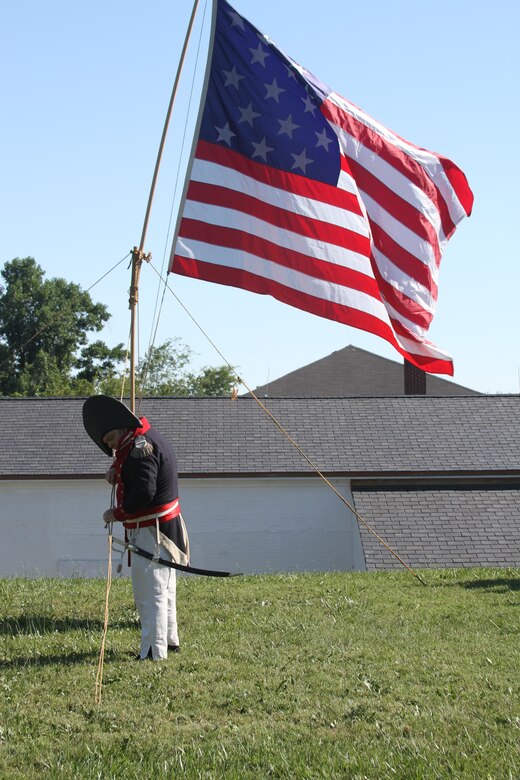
129, 526, 178, 660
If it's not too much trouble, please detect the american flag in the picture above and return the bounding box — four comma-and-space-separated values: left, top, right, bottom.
170, 0, 473, 374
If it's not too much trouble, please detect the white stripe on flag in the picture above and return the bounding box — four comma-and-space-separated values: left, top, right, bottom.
190, 158, 370, 237
382, 298, 430, 341
330, 122, 447, 244
394, 330, 453, 361
328, 91, 468, 225
181, 199, 375, 277
372, 246, 435, 313
360, 190, 439, 272
176, 237, 391, 322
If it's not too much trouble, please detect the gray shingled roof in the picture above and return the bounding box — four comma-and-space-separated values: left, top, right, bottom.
248, 345, 481, 397
1, 395, 519, 478
353, 487, 520, 569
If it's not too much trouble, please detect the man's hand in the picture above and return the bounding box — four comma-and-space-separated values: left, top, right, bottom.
103, 508, 117, 526
105, 466, 116, 485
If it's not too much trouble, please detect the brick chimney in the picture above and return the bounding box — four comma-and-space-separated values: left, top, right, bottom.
404, 359, 426, 395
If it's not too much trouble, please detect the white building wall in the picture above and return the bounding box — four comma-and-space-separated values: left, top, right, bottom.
0, 480, 111, 578
181, 477, 365, 574
0, 477, 365, 577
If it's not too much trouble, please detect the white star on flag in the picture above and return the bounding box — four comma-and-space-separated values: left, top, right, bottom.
278, 114, 299, 138
251, 137, 274, 161
223, 65, 244, 89
238, 102, 261, 126
215, 122, 235, 145
250, 43, 269, 67
291, 148, 313, 173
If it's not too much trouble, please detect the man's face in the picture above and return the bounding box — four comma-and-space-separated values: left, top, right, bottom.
102, 428, 127, 451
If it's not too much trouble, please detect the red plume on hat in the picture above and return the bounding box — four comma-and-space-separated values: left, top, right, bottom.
82, 395, 141, 456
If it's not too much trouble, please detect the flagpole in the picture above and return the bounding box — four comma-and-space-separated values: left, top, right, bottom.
128, 0, 203, 413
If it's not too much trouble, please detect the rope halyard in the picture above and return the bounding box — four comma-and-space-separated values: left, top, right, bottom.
148, 262, 427, 586
95, 523, 113, 705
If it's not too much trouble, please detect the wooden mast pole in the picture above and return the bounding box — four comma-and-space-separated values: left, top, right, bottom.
128, 0, 202, 413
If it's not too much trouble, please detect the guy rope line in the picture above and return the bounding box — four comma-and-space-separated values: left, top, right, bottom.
147, 262, 427, 586
84, 252, 132, 294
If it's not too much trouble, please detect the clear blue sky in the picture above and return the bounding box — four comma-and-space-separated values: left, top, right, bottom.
2, 0, 519, 394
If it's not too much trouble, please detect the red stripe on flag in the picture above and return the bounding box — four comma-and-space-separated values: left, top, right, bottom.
370, 266, 433, 330
173, 253, 453, 375
347, 157, 442, 265
177, 217, 380, 297
174, 253, 394, 339
440, 157, 474, 218
195, 141, 365, 215
400, 350, 453, 375
322, 99, 463, 240
370, 222, 439, 299
187, 179, 371, 256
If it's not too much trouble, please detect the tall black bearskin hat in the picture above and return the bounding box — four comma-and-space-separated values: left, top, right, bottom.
82, 395, 141, 456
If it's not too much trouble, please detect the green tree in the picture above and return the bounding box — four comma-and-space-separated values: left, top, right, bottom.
0, 257, 125, 396
189, 365, 237, 396
0, 258, 237, 397
128, 338, 236, 397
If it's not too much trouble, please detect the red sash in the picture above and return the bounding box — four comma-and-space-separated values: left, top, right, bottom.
122, 498, 181, 529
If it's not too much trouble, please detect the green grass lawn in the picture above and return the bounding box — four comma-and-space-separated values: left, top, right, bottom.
0, 568, 519, 779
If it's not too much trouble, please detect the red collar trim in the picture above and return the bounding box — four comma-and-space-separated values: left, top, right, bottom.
115, 417, 151, 453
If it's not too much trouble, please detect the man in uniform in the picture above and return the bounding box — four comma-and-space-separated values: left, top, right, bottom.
83, 395, 189, 661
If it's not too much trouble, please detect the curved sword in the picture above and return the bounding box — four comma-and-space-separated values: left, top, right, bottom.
112, 537, 242, 578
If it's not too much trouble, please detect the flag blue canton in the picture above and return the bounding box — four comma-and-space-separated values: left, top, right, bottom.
199, 0, 340, 186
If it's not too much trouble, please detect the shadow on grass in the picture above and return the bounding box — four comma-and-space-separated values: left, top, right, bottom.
0, 614, 139, 636
0, 648, 136, 670
461, 578, 520, 592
